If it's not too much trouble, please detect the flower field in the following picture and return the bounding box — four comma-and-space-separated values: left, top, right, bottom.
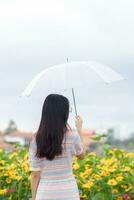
73, 148, 134, 200
0, 144, 134, 200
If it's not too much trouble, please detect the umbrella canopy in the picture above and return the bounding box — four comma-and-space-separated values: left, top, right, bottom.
21, 61, 124, 116
21, 61, 124, 97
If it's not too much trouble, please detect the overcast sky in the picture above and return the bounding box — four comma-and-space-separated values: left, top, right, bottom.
0, 0, 134, 139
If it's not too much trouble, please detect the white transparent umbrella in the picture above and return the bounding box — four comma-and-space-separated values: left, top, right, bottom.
21, 61, 124, 116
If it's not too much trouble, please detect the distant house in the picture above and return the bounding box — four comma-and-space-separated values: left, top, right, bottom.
4, 131, 33, 146
2, 129, 95, 151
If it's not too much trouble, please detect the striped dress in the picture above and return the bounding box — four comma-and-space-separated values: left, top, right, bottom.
28, 130, 84, 200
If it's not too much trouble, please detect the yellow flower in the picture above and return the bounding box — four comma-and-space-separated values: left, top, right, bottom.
0, 189, 7, 195
112, 189, 118, 194
109, 167, 116, 173
73, 156, 78, 162
21, 162, 29, 172
107, 179, 117, 186
96, 164, 101, 169
80, 194, 87, 199
6, 178, 11, 184
100, 170, 109, 177
85, 168, 92, 173
14, 175, 22, 181
122, 166, 131, 172
83, 180, 94, 189
24, 154, 28, 161
125, 186, 133, 192
9, 152, 18, 160
73, 162, 79, 170
8, 195, 12, 200
4, 172, 8, 176
80, 172, 88, 179
93, 174, 101, 180
100, 158, 115, 166
116, 175, 123, 181
121, 184, 133, 192
8, 171, 16, 178
125, 152, 134, 158
10, 164, 16, 170
116, 197, 123, 200
121, 185, 127, 189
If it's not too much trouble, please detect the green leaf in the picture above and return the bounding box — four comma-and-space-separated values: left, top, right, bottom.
91, 134, 107, 142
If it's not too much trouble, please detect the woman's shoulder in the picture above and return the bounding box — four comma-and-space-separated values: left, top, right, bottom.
66, 128, 79, 141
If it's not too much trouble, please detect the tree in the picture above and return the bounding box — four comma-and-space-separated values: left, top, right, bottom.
4, 120, 18, 134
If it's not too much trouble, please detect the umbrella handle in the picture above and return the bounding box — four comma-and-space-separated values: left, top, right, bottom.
67, 59, 78, 117
72, 88, 78, 117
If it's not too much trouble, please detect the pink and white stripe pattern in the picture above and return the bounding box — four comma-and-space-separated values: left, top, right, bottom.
28, 130, 84, 200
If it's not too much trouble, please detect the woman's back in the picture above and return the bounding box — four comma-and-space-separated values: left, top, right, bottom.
29, 129, 83, 179
28, 129, 83, 200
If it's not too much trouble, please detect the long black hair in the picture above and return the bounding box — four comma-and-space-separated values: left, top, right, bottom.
35, 94, 70, 160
